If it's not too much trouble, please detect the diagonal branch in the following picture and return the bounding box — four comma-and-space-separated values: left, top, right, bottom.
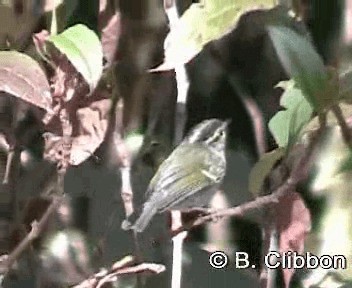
172, 126, 322, 237
73, 256, 165, 288
0, 196, 62, 275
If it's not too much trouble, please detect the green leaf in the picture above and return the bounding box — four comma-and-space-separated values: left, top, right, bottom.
268, 26, 331, 111
47, 24, 103, 91
153, 0, 274, 71
0, 51, 52, 112
249, 147, 285, 196
269, 80, 313, 148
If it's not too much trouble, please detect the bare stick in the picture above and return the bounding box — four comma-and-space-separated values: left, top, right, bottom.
171, 211, 187, 288
171, 126, 322, 237
163, 1, 191, 288
260, 217, 277, 288
115, 98, 134, 217
168, 175, 290, 237
113, 96, 144, 287
3, 148, 19, 185
167, 2, 190, 145
0, 196, 62, 275
73, 255, 165, 288
1, 145, 22, 246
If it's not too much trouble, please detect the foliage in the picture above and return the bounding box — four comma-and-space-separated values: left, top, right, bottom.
0, 1, 351, 288
0, 51, 52, 112
268, 80, 313, 148
268, 26, 332, 112
47, 24, 103, 92
153, 0, 274, 71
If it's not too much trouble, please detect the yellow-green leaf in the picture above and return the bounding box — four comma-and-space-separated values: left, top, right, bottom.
47, 24, 103, 92
269, 80, 313, 148
153, 0, 274, 71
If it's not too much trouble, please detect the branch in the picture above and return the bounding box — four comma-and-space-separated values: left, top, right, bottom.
0, 196, 62, 275
73, 256, 165, 288
114, 98, 134, 217
172, 126, 322, 237
112, 96, 143, 285
164, 1, 191, 288
171, 211, 187, 288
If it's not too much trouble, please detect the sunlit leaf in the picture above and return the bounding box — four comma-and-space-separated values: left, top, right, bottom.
268, 26, 331, 111
153, 0, 274, 71
249, 147, 285, 196
269, 80, 313, 148
0, 51, 52, 112
47, 24, 103, 91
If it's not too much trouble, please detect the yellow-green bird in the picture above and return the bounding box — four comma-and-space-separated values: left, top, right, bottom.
122, 119, 228, 232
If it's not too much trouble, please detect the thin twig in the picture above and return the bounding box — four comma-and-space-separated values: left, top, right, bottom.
113, 96, 143, 287
171, 211, 187, 288
3, 148, 19, 185
172, 125, 323, 237
2, 145, 22, 229
0, 196, 62, 275
164, 1, 190, 288
73, 255, 165, 288
260, 220, 277, 288
115, 98, 134, 217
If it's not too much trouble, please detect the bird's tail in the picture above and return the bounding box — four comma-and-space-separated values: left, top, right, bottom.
121, 204, 157, 233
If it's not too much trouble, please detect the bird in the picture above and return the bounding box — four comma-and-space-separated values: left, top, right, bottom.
122, 119, 228, 233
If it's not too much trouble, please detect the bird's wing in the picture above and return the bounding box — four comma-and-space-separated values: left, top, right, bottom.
145, 144, 221, 211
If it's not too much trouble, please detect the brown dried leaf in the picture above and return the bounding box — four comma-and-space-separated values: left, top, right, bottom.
43, 99, 111, 166
70, 98, 110, 165
276, 192, 311, 288
0, 51, 52, 112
